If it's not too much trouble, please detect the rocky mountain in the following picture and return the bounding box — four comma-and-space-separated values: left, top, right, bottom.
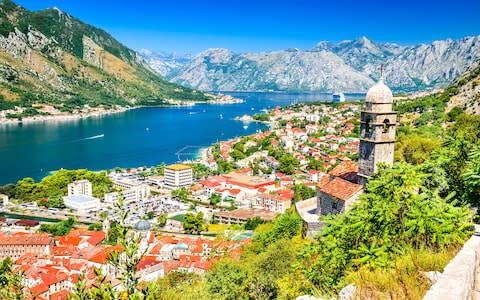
138, 49, 192, 77
0, 0, 211, 112
447, 62, 480, 115
145, 36, 480, 93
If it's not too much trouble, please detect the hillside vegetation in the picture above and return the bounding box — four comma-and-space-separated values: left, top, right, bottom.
0, 0, 211, 113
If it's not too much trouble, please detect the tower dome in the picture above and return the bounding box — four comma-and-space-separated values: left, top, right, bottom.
134, 220, 151, 231
366, 80, 393, 103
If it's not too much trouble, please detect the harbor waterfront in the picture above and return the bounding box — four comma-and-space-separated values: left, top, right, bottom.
0, 92, 363, 184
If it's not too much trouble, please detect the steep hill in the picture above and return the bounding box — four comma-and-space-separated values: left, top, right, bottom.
446, 62, 480, 115
142, 36, 480, 93
0, 0, 211, 112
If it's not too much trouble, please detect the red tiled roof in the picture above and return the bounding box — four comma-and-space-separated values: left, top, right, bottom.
200, 180, 221, 188
179, 254, 202, 262
89, 245, 122, 264
328, 160, 359, 183
40, 271, 67, 286
136, 256, 160, 271
30, 283, 48, 296
193, 261, 213, 271
50, 290, 69, 300
84, 231, 106, 246
320, 177, 362, 201
15, 219, 40, 226
0, 233, 52, 245
56, 234, 81, 246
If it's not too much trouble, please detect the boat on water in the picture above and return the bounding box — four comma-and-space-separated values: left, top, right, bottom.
332, 92, 346, 103
243, 125, 248, 129
220, 114, 223, 119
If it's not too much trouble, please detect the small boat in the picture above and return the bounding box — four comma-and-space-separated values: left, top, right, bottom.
146, 128, 150, 131
243, 125, 248, 130
251, 107, 255, 111
220, 114, 223, 119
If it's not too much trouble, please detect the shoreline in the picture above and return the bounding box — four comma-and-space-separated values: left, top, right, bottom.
0, 96, 244, 126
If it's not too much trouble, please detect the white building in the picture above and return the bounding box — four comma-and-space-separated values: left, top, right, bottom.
104, 184, 150, 204
123, 184, 150, 203
63, 195, 100, 214
0, 194, 8, 206
68, 180, 93, 197
147, 176, 165, 188
164, 164, 193, 189
332, 92, 346, 102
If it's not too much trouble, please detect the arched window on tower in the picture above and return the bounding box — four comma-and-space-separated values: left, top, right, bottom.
382, 119, 390, 134
365, 118, 372, 136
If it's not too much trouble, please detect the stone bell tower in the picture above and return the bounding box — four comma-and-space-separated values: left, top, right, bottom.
358, 78, 397, 186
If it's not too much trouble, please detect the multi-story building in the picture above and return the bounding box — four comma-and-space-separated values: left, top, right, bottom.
104, 184, 150, 204
68, 180, 93, 197
214, 208, 277, 225
164, 164, 193, 189
0, 232, 53, 260
254, 193, 292, 213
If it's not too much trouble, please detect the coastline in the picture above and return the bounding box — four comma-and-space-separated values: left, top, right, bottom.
0, 95, 244, 126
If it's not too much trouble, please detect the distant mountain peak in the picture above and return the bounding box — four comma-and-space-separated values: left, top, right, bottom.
145, 35, 480, 93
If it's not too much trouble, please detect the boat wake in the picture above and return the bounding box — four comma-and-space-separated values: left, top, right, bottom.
83, 134, 104, 140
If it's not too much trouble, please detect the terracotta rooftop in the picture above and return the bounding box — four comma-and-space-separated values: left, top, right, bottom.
223, 173, 275, 189
0, 233, 52, 245
320, 177, 362, 201
328, 160, 359, 183
215, 208, 277, 221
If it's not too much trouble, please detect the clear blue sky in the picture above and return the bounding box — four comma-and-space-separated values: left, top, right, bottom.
14, 0, 480, 54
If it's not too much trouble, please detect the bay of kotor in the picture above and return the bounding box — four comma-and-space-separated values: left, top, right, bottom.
0, 92, 363, 184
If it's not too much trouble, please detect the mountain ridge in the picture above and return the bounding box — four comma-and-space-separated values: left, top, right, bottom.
140, 35, 480, 93
0, 0, 212, 113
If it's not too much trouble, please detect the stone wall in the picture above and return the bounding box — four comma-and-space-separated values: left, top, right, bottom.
423, 231, 480, 300
295, 197, 322, 238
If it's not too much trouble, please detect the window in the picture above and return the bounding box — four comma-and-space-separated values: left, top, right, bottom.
365, 118, 372, 135
332, 201, 338, 210
382, 119, 390, 134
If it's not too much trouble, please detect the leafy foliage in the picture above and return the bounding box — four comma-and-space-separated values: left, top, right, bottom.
183, 212, 204, 234
11, 169, 112, 205
39, 217, 75, 236
293, 183, 316, 202
302, 163, 472, 293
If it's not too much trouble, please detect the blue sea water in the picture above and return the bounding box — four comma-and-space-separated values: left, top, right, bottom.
0, 92, 364, 184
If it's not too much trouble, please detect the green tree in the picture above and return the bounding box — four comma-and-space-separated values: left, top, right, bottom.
183, 212, 204, 234
39, 217, 75, 236
88, 222, 103, 231
303, 163, 472, 293
146, 211, 155, 220
0, 257, 24, 300
210, 193, 221, 206
157, 212, 167, 227
172, 187, 191, 201
278, 153, 299, 175
293, 183, 316, 202
206, 259, 249, 300
244, 217, 265, 230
